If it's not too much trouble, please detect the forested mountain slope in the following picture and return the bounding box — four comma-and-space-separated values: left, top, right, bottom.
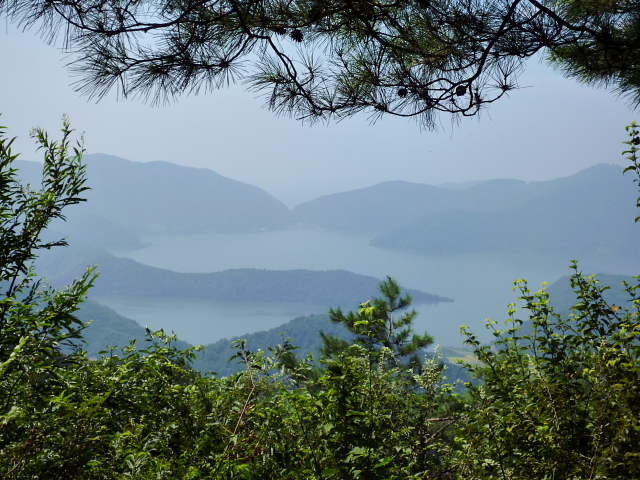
290, 167, 597, 233
76, 299, 470, 380
371, 164, 639, 255
75, 298, 188, 357
76, 299, 472, 379
191, 314, 347, 376
17, 154, 292, 236
38, 244, 451, 305
74, 298, 343, 376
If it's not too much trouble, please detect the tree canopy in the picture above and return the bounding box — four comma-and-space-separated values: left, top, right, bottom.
2, 0, 639, 128
323, 276, 434, 368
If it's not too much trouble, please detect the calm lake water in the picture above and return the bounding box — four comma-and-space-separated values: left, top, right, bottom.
97, 229, 640, 347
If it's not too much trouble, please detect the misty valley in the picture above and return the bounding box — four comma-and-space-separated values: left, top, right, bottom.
94, 231, 637, 347
23, 153, 640, 372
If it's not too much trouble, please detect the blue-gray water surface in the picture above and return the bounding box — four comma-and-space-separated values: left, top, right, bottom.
97, 229, 640, 347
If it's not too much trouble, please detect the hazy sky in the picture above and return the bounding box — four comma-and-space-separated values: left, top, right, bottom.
1, 21, 636, 207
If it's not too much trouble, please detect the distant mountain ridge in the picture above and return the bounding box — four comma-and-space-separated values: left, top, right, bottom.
79, 154, 291, 234
38, 244, 452, 306
290, 171, 588, 233
371, 164, 640, 255
17, 157, 636, 257
16, 154, 291, 240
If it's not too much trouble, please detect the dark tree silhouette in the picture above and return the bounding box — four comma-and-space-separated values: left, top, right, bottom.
2, 0, 639, 127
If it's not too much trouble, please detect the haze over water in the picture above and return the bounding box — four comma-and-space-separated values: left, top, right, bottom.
98, 229, 640, 347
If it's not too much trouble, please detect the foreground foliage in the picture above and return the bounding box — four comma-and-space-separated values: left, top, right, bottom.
1, 122, 640, 478
623, 121, 640, 223
458, 266, 640, 479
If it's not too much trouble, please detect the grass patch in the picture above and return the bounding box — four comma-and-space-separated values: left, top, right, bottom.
438, 346, 481, 365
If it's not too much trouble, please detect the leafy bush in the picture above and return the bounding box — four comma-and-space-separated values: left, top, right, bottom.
457, 263, 640, 479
